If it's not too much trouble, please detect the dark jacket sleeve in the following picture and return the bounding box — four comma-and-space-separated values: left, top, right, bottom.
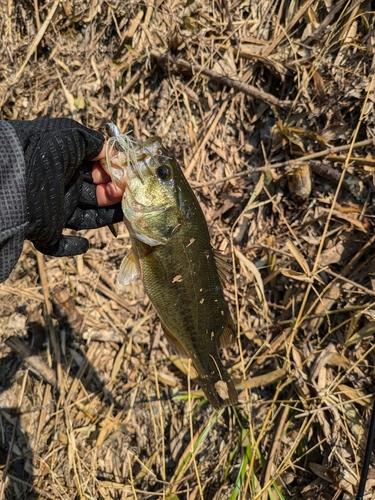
0, 121, 27, 283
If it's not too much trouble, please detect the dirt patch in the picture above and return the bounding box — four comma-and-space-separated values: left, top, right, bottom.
1, 0, 375, 499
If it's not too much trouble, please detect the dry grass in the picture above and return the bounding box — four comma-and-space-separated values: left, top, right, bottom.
1, 0, 375, 498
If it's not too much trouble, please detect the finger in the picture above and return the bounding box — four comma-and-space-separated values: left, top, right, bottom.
80, 179, 123, 207
92, 141, 107, 161
80, 182, 98, 207
66, 205, 123, 230
96, 182, 124, 207
35, 236, 89, 256
92, 163, 111, 184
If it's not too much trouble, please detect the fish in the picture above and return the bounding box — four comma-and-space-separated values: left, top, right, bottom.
102, 125, 238, 409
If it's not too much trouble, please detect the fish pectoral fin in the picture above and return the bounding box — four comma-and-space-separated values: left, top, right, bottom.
219, 312, 237, 348
213, 249, 232, 288
108, 223, 119, 238
116, 249, 141, 286
161, 322, 189, 358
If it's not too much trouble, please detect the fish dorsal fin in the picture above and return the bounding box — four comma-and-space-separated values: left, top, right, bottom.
213, 249, 232, 288
161, 321, 189, 358
117, 249, 141, 286
219, 312, 237, 348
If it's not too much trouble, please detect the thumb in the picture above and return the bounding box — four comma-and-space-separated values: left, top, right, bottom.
34, 236, 89, 257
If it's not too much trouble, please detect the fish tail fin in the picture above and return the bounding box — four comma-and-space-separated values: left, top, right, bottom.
194, 353, 238, 409
197, 372, 237, 409
161, 322, 238, 409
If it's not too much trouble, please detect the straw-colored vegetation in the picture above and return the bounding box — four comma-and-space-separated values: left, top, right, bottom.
1, 0, 375, 498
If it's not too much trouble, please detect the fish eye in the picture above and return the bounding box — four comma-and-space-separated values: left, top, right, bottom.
156, 164, 171, 180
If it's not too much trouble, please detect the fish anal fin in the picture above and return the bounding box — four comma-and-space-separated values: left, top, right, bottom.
219, 312, 237, 349
116, 249, 141, 286
213, 249, 232, 287
170, 355, 198, 379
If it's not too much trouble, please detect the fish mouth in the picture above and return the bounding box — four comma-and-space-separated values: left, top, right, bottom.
106, 135, 146, 183
106, 135, 162, 186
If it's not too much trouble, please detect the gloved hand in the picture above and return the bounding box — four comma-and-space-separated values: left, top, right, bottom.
9, 117, 123, 257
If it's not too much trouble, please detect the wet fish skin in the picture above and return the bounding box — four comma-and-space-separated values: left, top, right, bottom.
109, 135, 238, 408
131, 201, 237, 409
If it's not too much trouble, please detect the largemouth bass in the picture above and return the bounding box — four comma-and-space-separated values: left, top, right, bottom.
103, 126, 238, 409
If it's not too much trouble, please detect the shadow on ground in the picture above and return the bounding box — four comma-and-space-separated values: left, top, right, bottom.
0, 312, 110, 500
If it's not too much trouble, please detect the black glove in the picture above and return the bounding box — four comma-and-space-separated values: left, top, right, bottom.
9, 117, 123, 257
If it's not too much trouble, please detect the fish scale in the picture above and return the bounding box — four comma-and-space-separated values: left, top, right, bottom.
126, 167, 238, 409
